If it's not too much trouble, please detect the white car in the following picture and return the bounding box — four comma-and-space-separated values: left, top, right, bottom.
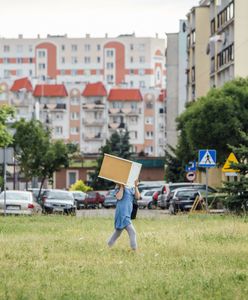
0, 190, 42, 215
138, 189, 157, 209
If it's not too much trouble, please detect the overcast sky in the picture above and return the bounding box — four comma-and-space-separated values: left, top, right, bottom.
1, 0, 199, 39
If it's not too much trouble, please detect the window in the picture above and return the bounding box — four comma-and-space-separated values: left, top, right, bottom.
85, 44, 91, 51
29, 58, 33, 63
71, 97, 80, 105
139, 81, 145, 88
71, 112, 79, 120
130, 69, 135, 75
97, 44, 101, 51
139, 56, 145, 63
17, 58, 23, 64
29, 45, 33, 52
107, 74, 114, 82
138, 43, 145, 51
71, 44, 78, 51
107, 62, 114, 69
38, 63, 46, 70
210, 18, 216, 35
106, 50, 114, 57
70, 127, 79, 134
217, 43, 234, 69
84, 57, 91, 64
61, 45, 65, 51
38, 50, 46, 58
130, 56, 134, 63
217, 2, 234, 30
191, 66, 195, 82
68, 171, 77, 186
146, 101, 153, 109
55, 113, 63, 120
130, 44, 134, 50
145, 117, 153, 125
146, 131, 154, 139
29, 70, 33, 76
191, 30, 196, 45
55, 126, 63, 135
3, 45, 10, 52
71, 70, 77, 76
97, 57, 101, 63
130, 81, 134, 87
72, 56, 78, 64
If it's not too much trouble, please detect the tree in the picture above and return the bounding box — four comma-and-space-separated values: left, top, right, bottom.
0, 105, 15, 147
164, 145, 185, 182
14, 119, 76, 195
222, 131, 248, 212
171, 78, 248, 175
90, 130, 132, 190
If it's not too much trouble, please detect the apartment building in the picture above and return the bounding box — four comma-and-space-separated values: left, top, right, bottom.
186, 4, 210, 102
166, 20, 188, 148
0, 34, 165, 89
0, 34, 166, 157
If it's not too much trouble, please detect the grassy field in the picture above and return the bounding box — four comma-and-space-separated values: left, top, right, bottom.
0, 214, 248, 300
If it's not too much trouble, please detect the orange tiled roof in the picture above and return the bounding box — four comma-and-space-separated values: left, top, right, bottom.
82, 82, 107, 97
33, 84, 68, 97
10, 77, 33, 92
158, 89, 166, 102
108, 89, 142, 101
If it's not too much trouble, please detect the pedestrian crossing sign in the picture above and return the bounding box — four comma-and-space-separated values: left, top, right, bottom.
198, 149, 216, 167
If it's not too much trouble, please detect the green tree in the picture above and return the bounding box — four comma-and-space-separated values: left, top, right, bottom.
0, 105, 15, 147
164, 145, 185, 182
222, 131, 248, 212
14, 119, 76, 196
171, 78, 248, 175
90, 130, 132, 190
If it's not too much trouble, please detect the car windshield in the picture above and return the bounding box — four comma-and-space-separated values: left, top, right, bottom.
0, 192, 30, 201
47, 191, 74, 200
177, 191, 198, 198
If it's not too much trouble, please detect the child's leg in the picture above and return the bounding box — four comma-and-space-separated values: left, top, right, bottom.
125, 224, 137, 250
107, 229, 122, 247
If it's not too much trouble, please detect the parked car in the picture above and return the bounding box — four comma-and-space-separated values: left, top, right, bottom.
28, 188, 48, 203
71, 191, 87, 209
84, 191, 105, 208
138, 189, 158, 209
158, 182, 217, 209
0, 190, 42, 215
103, 190, 117, 208
41, 189, 76, 214
168, 188, 204, 214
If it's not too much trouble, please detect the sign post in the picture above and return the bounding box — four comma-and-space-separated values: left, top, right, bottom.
198, 149, 217, 210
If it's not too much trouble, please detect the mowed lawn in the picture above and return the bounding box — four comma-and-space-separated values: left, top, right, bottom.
0, 214, 248, 300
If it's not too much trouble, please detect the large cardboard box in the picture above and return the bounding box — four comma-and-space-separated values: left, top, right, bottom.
98, 154, 142, 186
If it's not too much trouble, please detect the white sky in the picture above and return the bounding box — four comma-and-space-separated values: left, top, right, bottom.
1, 0, 199, 39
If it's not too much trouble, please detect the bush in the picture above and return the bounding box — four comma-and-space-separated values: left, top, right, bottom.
69, 180, 92, 192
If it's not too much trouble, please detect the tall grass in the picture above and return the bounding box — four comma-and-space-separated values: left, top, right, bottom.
0, 214, 248, 300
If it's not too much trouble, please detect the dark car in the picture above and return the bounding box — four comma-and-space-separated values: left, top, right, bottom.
103, 190, 117, 208
71, 191, 87, 210
84, 191, 105, 208
168, 188, 204, 214
41, 189, 76, 215
158, 183, 217, 209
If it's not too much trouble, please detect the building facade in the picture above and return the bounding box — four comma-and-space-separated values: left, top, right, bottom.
166, 20, 188, 148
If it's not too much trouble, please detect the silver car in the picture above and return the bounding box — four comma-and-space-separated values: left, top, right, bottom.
0, 190, 42, 215
138, 189, 157, 209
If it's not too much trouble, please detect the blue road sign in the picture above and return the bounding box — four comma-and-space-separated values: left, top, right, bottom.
185, 161, 197, 172
198, 149, 216, 167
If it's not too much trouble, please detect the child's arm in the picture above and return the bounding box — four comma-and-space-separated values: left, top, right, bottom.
116, 184, 124, 200
134, 179, 141, 200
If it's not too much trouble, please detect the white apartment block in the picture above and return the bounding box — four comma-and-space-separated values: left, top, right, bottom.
0, 34, 166, 157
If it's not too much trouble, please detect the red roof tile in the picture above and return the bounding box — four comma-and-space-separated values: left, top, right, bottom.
82, 82, 107, 97
158, 89, 166, 102
108, 89, 143, 101
33, 84, 68, 97
10, 77, 33, 92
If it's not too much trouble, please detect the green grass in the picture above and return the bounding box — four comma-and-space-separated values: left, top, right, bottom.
0, 214, 248, 300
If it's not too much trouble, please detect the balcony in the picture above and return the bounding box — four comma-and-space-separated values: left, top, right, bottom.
82, 119, 106, 126
83, 132, 106, 141
82, 103, 105, 110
